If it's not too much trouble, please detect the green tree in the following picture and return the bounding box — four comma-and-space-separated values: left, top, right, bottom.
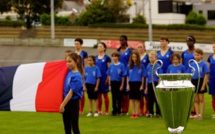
0, 0, 12, 14
185, 10, 207, 26
132, 14, 146, 24
185, 10, 198, 24
75, 0, 129, 26
11, 0, 63, 29
197, 13, 207, 26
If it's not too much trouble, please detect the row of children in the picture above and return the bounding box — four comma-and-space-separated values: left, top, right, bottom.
63, 36, 215, 120
60, 35, 215, 134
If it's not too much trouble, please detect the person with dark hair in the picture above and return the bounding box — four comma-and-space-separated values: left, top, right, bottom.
60, 53, 84, 134
74, 38, 88, 114
118, 35, 132, 115
107, 51, 126, 116
84, 55, 101, 117
181, 35, 196, 70
166, 53, 185, 73
182, 35, 196, 118
96, 42, 111, 115
157, 36, 173, 73
125, 51, 145, 118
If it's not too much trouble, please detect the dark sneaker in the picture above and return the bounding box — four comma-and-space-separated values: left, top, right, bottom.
147, 114, 153, 118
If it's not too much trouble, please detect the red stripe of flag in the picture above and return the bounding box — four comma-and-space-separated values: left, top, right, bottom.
36, 60, 68, 112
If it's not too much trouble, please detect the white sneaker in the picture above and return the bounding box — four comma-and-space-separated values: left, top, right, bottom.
86, 112, 93, 117
94, 112, 99, 117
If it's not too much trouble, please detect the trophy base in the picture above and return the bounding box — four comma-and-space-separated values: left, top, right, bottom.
168, 126, 184, 134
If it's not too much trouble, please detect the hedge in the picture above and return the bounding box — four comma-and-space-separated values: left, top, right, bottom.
88, 23, 215, 30
0, 20, 25, 27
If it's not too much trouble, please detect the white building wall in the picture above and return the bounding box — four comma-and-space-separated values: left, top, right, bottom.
144, 0, 185, 24
128, 0, 186, 24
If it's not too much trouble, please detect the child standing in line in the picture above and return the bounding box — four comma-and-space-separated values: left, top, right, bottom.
145, 51, 162, 118
60, 53, 84, 134
125, 51, 145, 118
207, 43, 215, 118
166, 53, 185, 74
107, 51, 125, 116
84, 56, 101, 117
96, 42, 111, 115
74, 38, 88, 114
186, 48, 210, 120
137, 42, 149, 116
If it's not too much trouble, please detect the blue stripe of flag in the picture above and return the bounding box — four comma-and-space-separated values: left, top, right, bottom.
0, 66, 19, 111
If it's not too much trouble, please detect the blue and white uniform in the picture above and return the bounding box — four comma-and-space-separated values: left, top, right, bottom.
166, 64, 185, 74
208, 55, 215, 95
125, 65, 146, 82
118, 48, 132, 93
85, 66, 101, 84
146, 63, 163, 83
186, 60, 210, 94
64, 71, 83, 100
95, 54, 111, 93
118, 48, 132, 66
141, 54, 149, 69
157, 49, 173, 73
78, 50, 88, 66
125, 64, 146, 100
181, 50, 194, 70
106, 63, 126, 82
186, 60, 210, 79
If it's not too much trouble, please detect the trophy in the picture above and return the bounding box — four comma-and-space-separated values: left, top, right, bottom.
152, 59, 200, 134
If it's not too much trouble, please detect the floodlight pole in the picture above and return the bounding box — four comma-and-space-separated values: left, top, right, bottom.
148, 0, 152, 43
51, 0, 55, 39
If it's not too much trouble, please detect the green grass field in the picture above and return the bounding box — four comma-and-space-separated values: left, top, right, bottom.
0, 93, 215, 134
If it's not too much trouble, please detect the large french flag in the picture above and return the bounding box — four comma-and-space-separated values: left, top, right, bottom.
0, 60, 68, 112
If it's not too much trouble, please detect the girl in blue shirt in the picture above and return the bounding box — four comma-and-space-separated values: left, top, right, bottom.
84, 56, 101, 117
145, 51, 162, 118
166, 53, 185, 74
107, 51, 126, 116
157, 36, 173, 73
207, 43, 215, 118
137, 42, 149, 116
60, 53, 84, 134
96, 42, 111, 115
181, 35, 195, 70
125, 51, 145, 118
186, 48, 210, 120
118, 35, 132, 115
74, 38, 88, 114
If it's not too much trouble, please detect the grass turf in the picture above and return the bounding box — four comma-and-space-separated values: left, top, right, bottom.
0, 93, 215, 134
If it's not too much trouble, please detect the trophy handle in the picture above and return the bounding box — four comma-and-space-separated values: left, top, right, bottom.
152, 60, 163, 107
188, 59, 200, 94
